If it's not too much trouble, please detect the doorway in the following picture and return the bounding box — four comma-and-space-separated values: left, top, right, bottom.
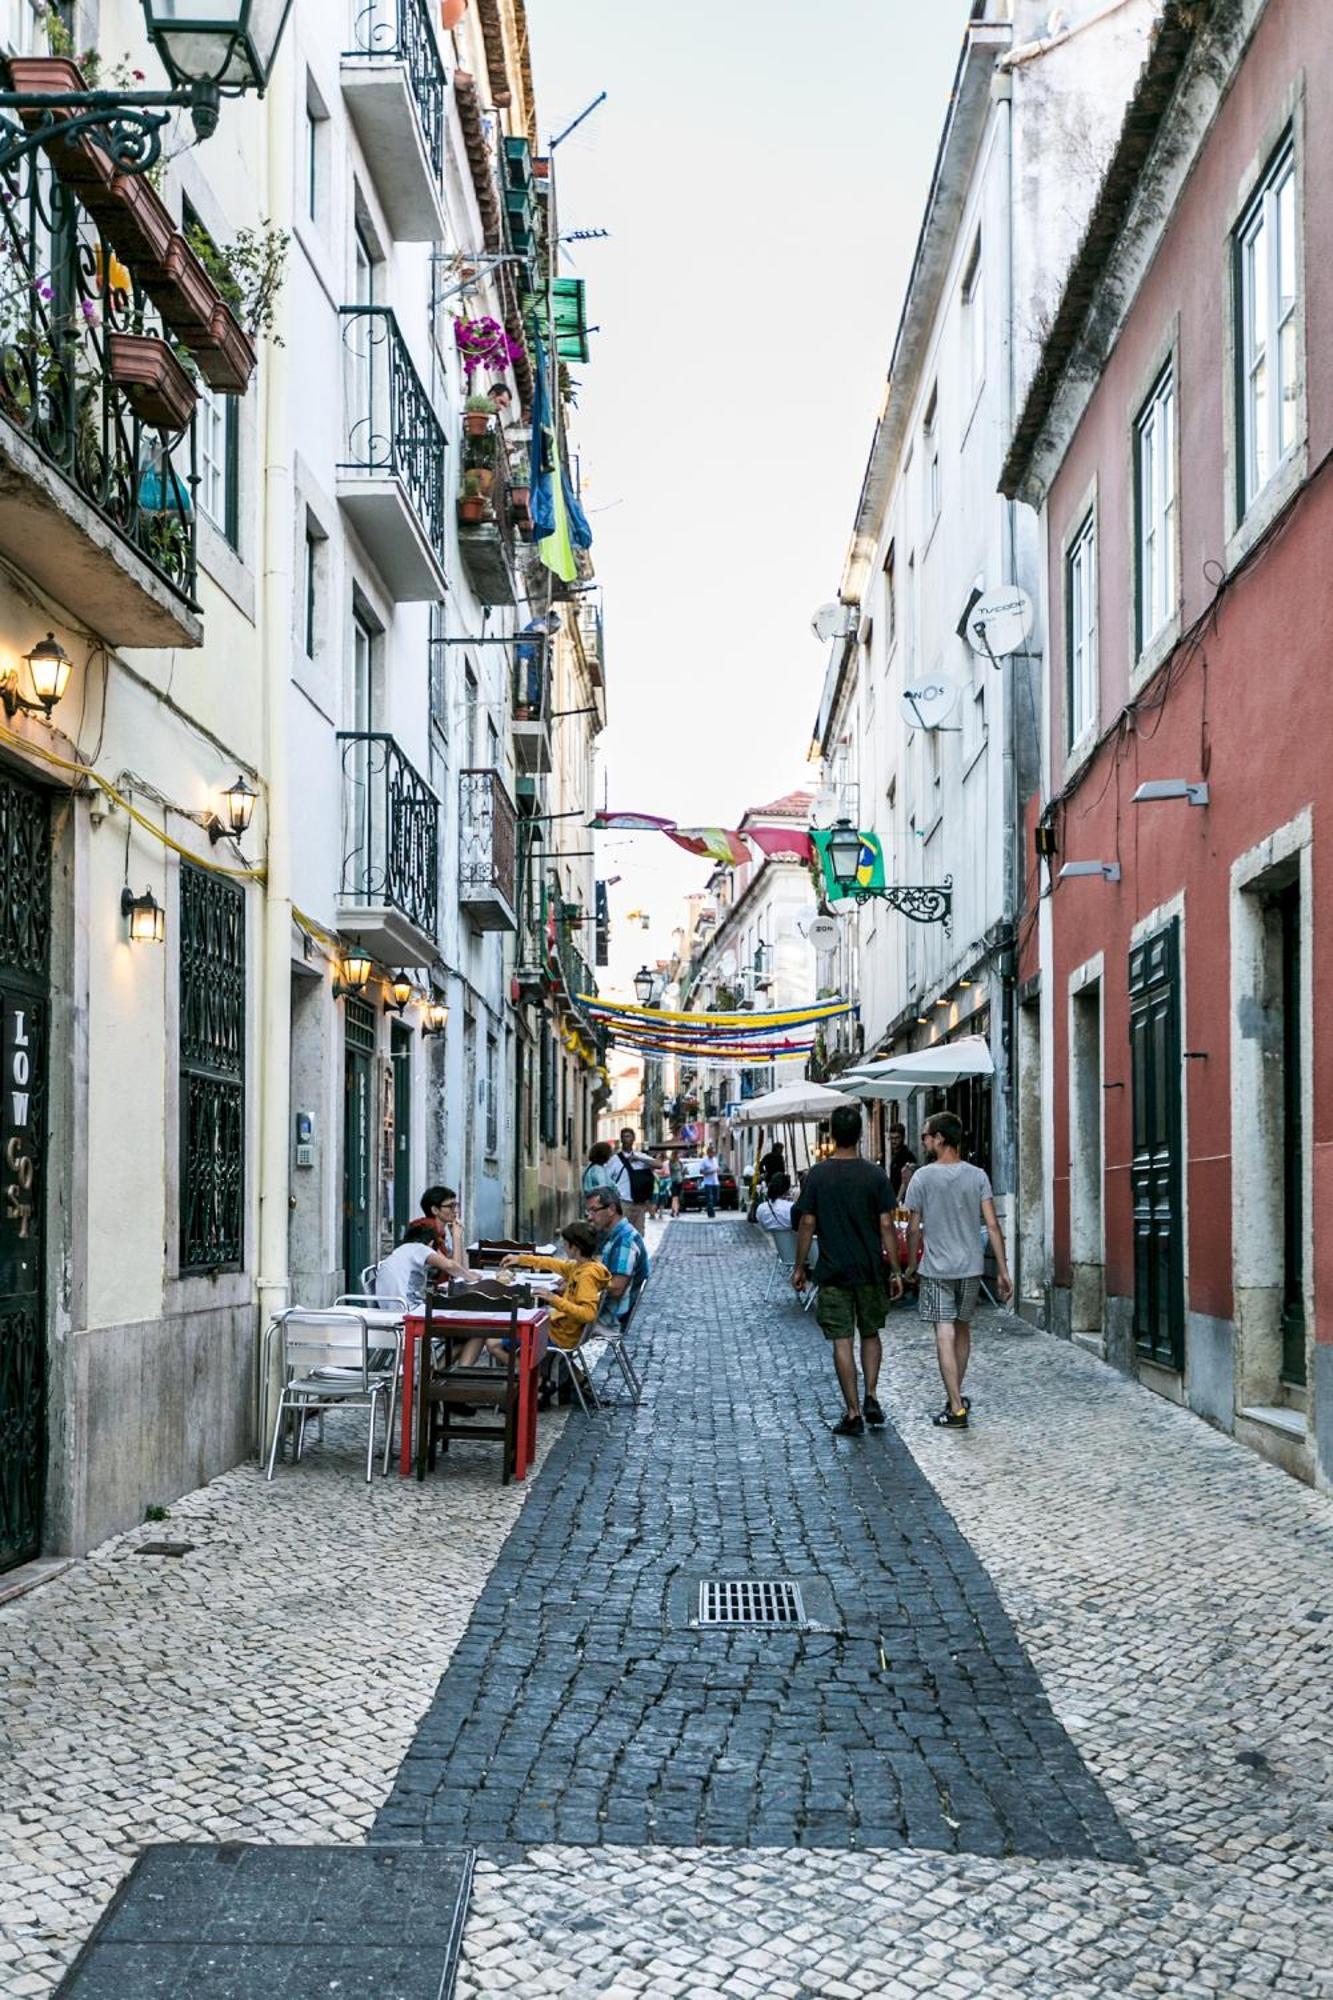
391, 1022, 412, 1244
1277, 884, 1306, 1387
1129, 921, 1184, 1371
343, 997, 376, 1287
0, 764, 51, 1572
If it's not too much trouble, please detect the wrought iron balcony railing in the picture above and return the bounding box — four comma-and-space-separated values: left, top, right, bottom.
338, 731, 440, 945
459, 766, 517, 932
339, 304, 446, 553
0, 144, 197, 608
343, 0, 446, 178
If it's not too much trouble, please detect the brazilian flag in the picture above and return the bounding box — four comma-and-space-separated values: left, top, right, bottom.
811, 827, 887, 902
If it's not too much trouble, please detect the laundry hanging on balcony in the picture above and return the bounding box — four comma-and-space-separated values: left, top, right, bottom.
529, 334, 592, 584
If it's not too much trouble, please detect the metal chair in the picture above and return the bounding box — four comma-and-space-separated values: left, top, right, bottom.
581, 1288, 644, 1408
265, 1310, 400, 1484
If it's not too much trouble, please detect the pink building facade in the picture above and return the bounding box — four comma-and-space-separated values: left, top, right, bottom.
1003, 0, 1332, 1487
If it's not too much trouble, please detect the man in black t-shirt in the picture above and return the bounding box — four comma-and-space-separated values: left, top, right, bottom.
794, 1103, 904, 1436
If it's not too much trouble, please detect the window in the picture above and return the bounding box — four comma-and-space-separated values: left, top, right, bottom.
485, 1034, 499, 1157
905, 552, 918, 672
305, 74, 329, 227
197, 378, 239, 546
352, 608, 376, 734
179, 863, 245, 1272
1235, 135, 1298, 516
961, 233, 984, 404
882, 541, 896, 652
302, 521, 321, 658
1135, 363, 1177, 651
429, 601, 449, 746
923, 386, 940, 522
1066, 510, 1098, 747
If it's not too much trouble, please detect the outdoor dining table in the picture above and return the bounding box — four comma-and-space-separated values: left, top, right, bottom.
400, 1300, 552, 1481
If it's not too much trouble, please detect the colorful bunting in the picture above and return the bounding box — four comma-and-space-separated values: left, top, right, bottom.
588, 811, 822, 871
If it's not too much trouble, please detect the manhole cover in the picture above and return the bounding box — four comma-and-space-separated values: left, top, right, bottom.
695, 1578, 807, 1628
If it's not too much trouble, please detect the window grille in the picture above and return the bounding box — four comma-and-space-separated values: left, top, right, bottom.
179, 864, 245, 1272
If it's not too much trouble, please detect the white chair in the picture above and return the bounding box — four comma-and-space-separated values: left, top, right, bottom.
265, 1309, 400, 1483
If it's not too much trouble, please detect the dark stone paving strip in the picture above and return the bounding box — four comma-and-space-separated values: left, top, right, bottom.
374, 1222, 1134, 1861
55, 1845, 473, 1999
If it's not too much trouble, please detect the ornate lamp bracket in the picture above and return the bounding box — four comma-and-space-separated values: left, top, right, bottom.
0, 80, 221, 179
868, 879, 953, 934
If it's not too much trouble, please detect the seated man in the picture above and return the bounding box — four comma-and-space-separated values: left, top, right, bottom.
585, 1187, 649, 1324
754, 1171, 795, 1232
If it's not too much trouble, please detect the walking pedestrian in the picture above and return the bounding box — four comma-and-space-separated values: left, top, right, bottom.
608, 1128, 658, 1236
668, 1154, 685, 1217
905, 1112, 1012, 1429
887, 1123, 917, 1203
582, 1140, 615, 1200
699, 1148, 721, 1219
793, 1104, 904, 1436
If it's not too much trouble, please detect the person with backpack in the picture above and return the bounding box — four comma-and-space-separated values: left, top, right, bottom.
609, 1127, 659, 1236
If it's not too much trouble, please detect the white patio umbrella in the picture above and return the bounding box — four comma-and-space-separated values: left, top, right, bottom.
730, 1077, 851, 1127
835, 1035, 994, 1098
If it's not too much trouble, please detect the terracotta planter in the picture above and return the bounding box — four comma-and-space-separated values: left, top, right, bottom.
143, 235, 217, 336
458, 496, 490, 525
193, 304, 256, 394
510, 482, 531, 521
94, 173, 176, 269
107, 332, 197, 432
463, 411, 492, 437
6, 57, 116, 196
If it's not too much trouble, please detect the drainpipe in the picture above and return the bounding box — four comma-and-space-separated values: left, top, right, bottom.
255, 58, 295, 1435
997, 64, 1020, 1220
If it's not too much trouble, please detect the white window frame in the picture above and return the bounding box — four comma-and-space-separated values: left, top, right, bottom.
1235, 135, 1298, 518
923, 386, 940, 523
196, 378, 235, 539
1135, 363, 1177, 654
961, 233, 984, 408
1066, 510, 1097, 751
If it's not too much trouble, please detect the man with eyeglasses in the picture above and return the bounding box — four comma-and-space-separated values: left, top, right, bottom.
585, 1187, 649, 1323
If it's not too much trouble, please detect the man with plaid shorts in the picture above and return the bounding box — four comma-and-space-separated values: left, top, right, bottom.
906, 1112, 1012, 1428
792, 1103, 904, 1436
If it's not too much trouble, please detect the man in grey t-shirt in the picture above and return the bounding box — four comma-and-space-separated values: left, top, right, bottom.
906, 1112, 1012, 1430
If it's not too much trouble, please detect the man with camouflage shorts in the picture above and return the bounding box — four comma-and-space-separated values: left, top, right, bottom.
793, 1103, 904, 1436
906, 1112, 1012, 1429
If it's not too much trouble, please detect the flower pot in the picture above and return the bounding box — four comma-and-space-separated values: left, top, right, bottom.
5, 57, 116, 196
457, 496, 490, 525
144, 235, 217, 336
463, 411, 492, 437
94, 173, 177, 268
193, 304, 256, 394
107, 333, 197, 432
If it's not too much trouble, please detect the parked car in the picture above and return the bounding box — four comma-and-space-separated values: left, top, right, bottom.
678, 1159, 741, 1211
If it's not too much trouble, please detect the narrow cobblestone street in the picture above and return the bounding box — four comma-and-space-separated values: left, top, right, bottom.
3, 1219, 1332, 1996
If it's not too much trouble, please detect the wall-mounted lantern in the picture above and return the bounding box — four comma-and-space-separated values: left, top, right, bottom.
422, 994, 450, 1037
333, 948, 373, 998
121, 886, 166, 943
385, 972, 414, 1015
0, 633, 72, 721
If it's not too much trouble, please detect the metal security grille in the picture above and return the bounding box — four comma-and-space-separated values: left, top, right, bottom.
697, 1579, 807, 1629
179, 863, 245, 1272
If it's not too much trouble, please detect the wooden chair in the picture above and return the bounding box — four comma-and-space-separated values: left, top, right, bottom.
418, 1286, 525, 1484
467, 1238, 537, 1270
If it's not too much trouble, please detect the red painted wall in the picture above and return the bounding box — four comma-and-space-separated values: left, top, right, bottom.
1042, 0, 1333, 1337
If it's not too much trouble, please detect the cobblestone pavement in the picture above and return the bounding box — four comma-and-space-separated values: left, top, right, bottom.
0, 1397, 572, 1996
375, 1223, 1129, 1860
5, 1215, 1333, 1999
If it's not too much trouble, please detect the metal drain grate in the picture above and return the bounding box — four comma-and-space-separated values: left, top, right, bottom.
696, 1578, 807, 1628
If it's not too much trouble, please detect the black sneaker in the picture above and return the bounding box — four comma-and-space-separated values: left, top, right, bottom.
862, 1395, 886, 1428
932, 1406, 969, 1429
831, 1412, 866, 1437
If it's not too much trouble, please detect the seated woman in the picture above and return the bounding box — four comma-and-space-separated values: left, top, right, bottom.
754, 1172, 795, 1232
500, 1220, 610, 1353
376, 1216, 460, 1312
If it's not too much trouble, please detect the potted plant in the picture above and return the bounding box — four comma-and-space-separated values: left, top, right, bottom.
464, 392, 495, 438
3, 54, 115, 196
457, 470, 490, 524
106, 332, 197, 431
508, 450, 532, 530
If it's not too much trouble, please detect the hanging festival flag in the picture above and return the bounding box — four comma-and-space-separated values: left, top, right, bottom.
588, 809, 680, 832
811, 826, 887, 899
666, 827, 752, 867
746, 824, 815, 865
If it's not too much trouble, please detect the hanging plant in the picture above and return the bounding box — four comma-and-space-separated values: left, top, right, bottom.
184, 221, 289, 343
453, 314, 524, 380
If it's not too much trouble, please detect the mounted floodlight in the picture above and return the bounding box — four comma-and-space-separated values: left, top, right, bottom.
1131, 779, 1210, 808
1058, 861, 1122, 883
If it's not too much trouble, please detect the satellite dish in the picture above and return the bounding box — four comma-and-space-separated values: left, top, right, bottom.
811, 601, 854, 644
807, 915, 841, 951
963, 585, 1034, 661
900, 680, 961, 732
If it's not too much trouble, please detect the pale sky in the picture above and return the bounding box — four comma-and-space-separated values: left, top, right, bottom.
525, 0, 972, 991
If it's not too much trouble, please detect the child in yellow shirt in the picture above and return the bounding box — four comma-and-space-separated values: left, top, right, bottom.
503, 1221, 610, 1351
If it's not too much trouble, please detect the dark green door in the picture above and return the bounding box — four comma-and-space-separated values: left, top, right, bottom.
0, 766, 51, 1572
1129, 922, 1185, 1370
391, 1022, 412, 1243
343, 998, 375, 1286
1278, 885, 1306, 1386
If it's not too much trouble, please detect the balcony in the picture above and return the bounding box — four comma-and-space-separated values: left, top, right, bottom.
459, 767, 517, 932
457, 418, 522, 608
0, 147, 199, 646
573, 600, 604, 688
338, 306, 447, 600
338, 732, 440, 962
512, 629, 551, 775
341, 0, 447, 241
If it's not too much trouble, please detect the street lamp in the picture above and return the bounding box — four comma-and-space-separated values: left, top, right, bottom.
633, 966, 655, 1006
0, 1, 294, 176
825, 819, 865, 891
422, 994, 450, 1038
0, 633, 72, 721
333, 948, 373, 999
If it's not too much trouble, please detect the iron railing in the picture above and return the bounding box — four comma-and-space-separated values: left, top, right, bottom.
338, 732, 440, 941
339, 304, 447, 553
459, 766, 517, 910
0, 146, 197, 604
343, 0, 446, 177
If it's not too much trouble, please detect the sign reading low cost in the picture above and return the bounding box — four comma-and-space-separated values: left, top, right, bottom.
3, 997, 38, 1273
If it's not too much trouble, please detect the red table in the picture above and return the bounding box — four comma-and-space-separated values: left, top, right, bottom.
401, 1306, 550, 1481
